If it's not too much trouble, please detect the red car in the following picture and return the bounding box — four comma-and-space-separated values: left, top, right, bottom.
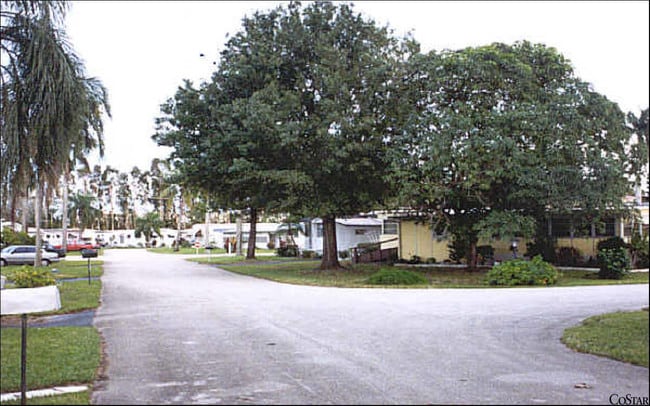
55, 240, 99, 251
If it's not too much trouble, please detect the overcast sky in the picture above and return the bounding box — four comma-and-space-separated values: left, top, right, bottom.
65, 1, 650, 173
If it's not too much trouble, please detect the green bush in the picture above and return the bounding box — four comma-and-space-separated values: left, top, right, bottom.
525, 235, 557, 263
8, 266, 56, 288
425, 257, 437, 264
486, 255, 558, 286
597, 248, 630, 279
338, 250, 350, 259
0, 227, 35, 247
276, 245, 298, 257
555, 246, 582, 266
629, 233, 649, 268
477, 245, 494, 265
597, 236, 627, 252
367, 268, 428, 285
301, 250, 317, 259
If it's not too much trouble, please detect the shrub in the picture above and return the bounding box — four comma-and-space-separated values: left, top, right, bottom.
276, 245, 298, 257
367, 268, 428, 285
597, 248, 630, 279
425, 257, 437, 264
477, 245, 494, 265
8, 266, 56, 288
0, 227, 35, 247
407, 255, 422, 264
525, 235, 557, 263
555, 246, 582, 266
338, 250, 350, 259
486, 255, 558, 286
597, 236, 627, 252
301, 250, 317, 259
629, 233, 649, 268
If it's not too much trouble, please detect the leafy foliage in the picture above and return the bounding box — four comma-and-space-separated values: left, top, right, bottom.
367, 269, 428, 285
390, 41, 641, 269
597, 248, 631, 279
629, 233, 649, 268
276, 245, 299, 257
134, 212, 165, 245
0, 227, 35, 246
486, 255, 558, 286
596, 236, 627, 252
555, 246, 583, 267
154, 1, 414, 269
8, 265, 56, 288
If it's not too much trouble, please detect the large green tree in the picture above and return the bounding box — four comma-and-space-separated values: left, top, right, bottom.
155, 2, 413, 267
391, 41, 641, 269
270, 2, 414, 269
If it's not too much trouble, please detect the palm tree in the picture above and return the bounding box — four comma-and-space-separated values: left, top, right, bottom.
68, 192, 100, 237
1, 1, 110, 265
135, 212, 165, 248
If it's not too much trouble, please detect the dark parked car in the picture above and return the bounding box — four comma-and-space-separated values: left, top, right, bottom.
43, 242, 66, 258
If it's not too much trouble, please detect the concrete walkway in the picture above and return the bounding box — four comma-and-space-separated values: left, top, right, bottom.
0, 385, 88, 402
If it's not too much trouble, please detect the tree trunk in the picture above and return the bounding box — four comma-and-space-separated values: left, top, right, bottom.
10, 189, 18, 230
34, 180, 43, 267
236, 216, 243, 256
22, 190, 28, 231
467, 239, 478, 271
319, 215, 342, 270
246, 207, 258, 260
62, 164, 69, 251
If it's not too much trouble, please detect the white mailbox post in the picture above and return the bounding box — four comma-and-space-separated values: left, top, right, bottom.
1, 285, 61, 405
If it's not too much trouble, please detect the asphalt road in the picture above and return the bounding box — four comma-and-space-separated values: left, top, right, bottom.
91, 249, 649, 405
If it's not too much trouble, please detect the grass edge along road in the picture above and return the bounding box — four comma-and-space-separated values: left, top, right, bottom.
562, 308, 649, 368
0, 260, 103, 404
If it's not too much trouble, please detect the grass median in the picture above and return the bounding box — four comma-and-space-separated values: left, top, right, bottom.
0, 261, 104, 404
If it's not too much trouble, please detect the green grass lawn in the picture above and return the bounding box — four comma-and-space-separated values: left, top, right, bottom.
0, 327, 101, 393
562, 309, 649, 367
192, 258, 649, 288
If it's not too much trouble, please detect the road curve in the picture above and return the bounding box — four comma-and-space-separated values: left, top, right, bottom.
91, 249, 649, 405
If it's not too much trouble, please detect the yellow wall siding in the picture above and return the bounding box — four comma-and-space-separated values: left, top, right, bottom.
399, 220, 627, 261
399, 221, 450, 261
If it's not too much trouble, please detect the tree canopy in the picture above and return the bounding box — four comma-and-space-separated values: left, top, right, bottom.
154, 1, 414, 267
390, 41, 643, 268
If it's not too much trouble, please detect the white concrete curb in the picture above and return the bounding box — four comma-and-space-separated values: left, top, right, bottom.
0, 385, 88, 402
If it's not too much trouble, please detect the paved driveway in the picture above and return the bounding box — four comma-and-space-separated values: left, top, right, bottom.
91, 249, 649, 405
